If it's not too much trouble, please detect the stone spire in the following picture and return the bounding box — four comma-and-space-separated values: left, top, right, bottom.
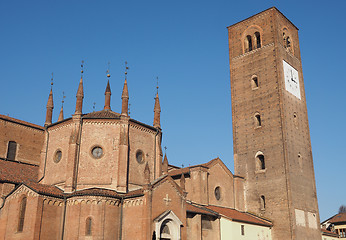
153, 77, 161, 128
75, 62, 84, 115
58, 106, 64, 121
121, 62, 129, 116
162, 153, 168, 174
58, 92, 65, 122
104, 80, 111, 110
45, 88, 54, 126
144, 162, 150, 184
153, 92, 161, 128
104, 64, 111, 111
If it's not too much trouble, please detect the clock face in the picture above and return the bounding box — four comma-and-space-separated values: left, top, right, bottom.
283, 60, 301, 100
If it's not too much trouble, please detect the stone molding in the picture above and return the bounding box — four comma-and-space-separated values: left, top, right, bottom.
130, 123, 156, 134
0, 119, 43, 133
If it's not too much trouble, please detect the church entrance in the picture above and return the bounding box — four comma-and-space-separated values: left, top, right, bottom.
153, 210, 182, 240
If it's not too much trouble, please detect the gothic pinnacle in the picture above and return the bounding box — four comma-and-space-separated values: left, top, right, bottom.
104, 80, 111, 110
121, 75, 129, 116
75, 77, 84, 115
153, 92, 161, 128
45, 88, 54, 126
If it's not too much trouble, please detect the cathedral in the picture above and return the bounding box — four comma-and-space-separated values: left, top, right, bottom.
0, 7, 325, 240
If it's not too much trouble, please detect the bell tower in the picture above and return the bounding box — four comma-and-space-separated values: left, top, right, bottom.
228, 7, 321, 239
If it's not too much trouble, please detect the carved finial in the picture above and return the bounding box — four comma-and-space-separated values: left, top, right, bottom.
125, 61, 129, 80
61, 91, 66, 107
164, 146, 167, 154
93, 102, 96, 112
81, 60, 84, 77
51, 72, 54, 88
156, 76, 159, 94
106, 61, 111, 78
128, 103, 131, 115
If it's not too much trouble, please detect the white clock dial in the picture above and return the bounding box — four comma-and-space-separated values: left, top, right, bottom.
283, 60, 301, 100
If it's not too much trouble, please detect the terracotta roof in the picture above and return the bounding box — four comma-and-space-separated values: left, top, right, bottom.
25, 182, 64, 198
168, 168, 190, 177
0, 159, 39, 183
329, 212, 346, 224
321, 229, 339, 237
83, 110, 120, 119
186, 203, 218, 216
0, 114, 44, 130
15, 182, 144, 199
206, 205, 272, 227
69, 188, 143, 198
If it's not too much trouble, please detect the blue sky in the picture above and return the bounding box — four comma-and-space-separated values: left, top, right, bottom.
0, 0, 345, 221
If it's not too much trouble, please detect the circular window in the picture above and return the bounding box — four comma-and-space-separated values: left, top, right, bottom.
214, 186, 221, 200
54, 150, 62, 163
91, 146, 103, 159
136, 150, 144, 163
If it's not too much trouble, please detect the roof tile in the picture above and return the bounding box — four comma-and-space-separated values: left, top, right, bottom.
0, 159, 38, 183
206, 205, 272, 227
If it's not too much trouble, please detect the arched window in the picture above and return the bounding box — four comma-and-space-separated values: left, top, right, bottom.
254, 113, 261, 127
214, 186, 221, 200
245, 35, 252, 52
251, 75, 259, 89
17, 196, 27, 232
256, 153, 265, 170
7, 141, 17, 161
283, 28, 292, 52
260, 195, 266, 210
85, 217, 92, 236
254, 32, 261, 48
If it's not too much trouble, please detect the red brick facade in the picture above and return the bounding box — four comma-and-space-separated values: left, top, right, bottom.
0, 7, 321, 240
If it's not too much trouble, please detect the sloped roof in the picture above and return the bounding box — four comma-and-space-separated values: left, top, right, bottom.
68, 188, 143, 198
186, 203, 218, 216
151, 175, 185, 197
14, 182, 144, 199
321, 229, 339, 237
25, 181, 64, 198
168, 168, 190, 177
83, 110, 120, 119
329, 212, 346, 224
206, 205, 272, 227
0, 114, 44, 130
0, 159, 39, 183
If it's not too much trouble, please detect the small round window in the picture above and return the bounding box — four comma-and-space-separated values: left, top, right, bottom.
214, 186, 221, 200
136, 150, 144, 164
91, 146, 103, 159
54, 150, 62, 163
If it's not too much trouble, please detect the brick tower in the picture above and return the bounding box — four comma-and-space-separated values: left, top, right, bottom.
228, 7, 321, 239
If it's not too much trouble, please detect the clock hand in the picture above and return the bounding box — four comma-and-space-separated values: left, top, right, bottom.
290, 69, 297, 83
